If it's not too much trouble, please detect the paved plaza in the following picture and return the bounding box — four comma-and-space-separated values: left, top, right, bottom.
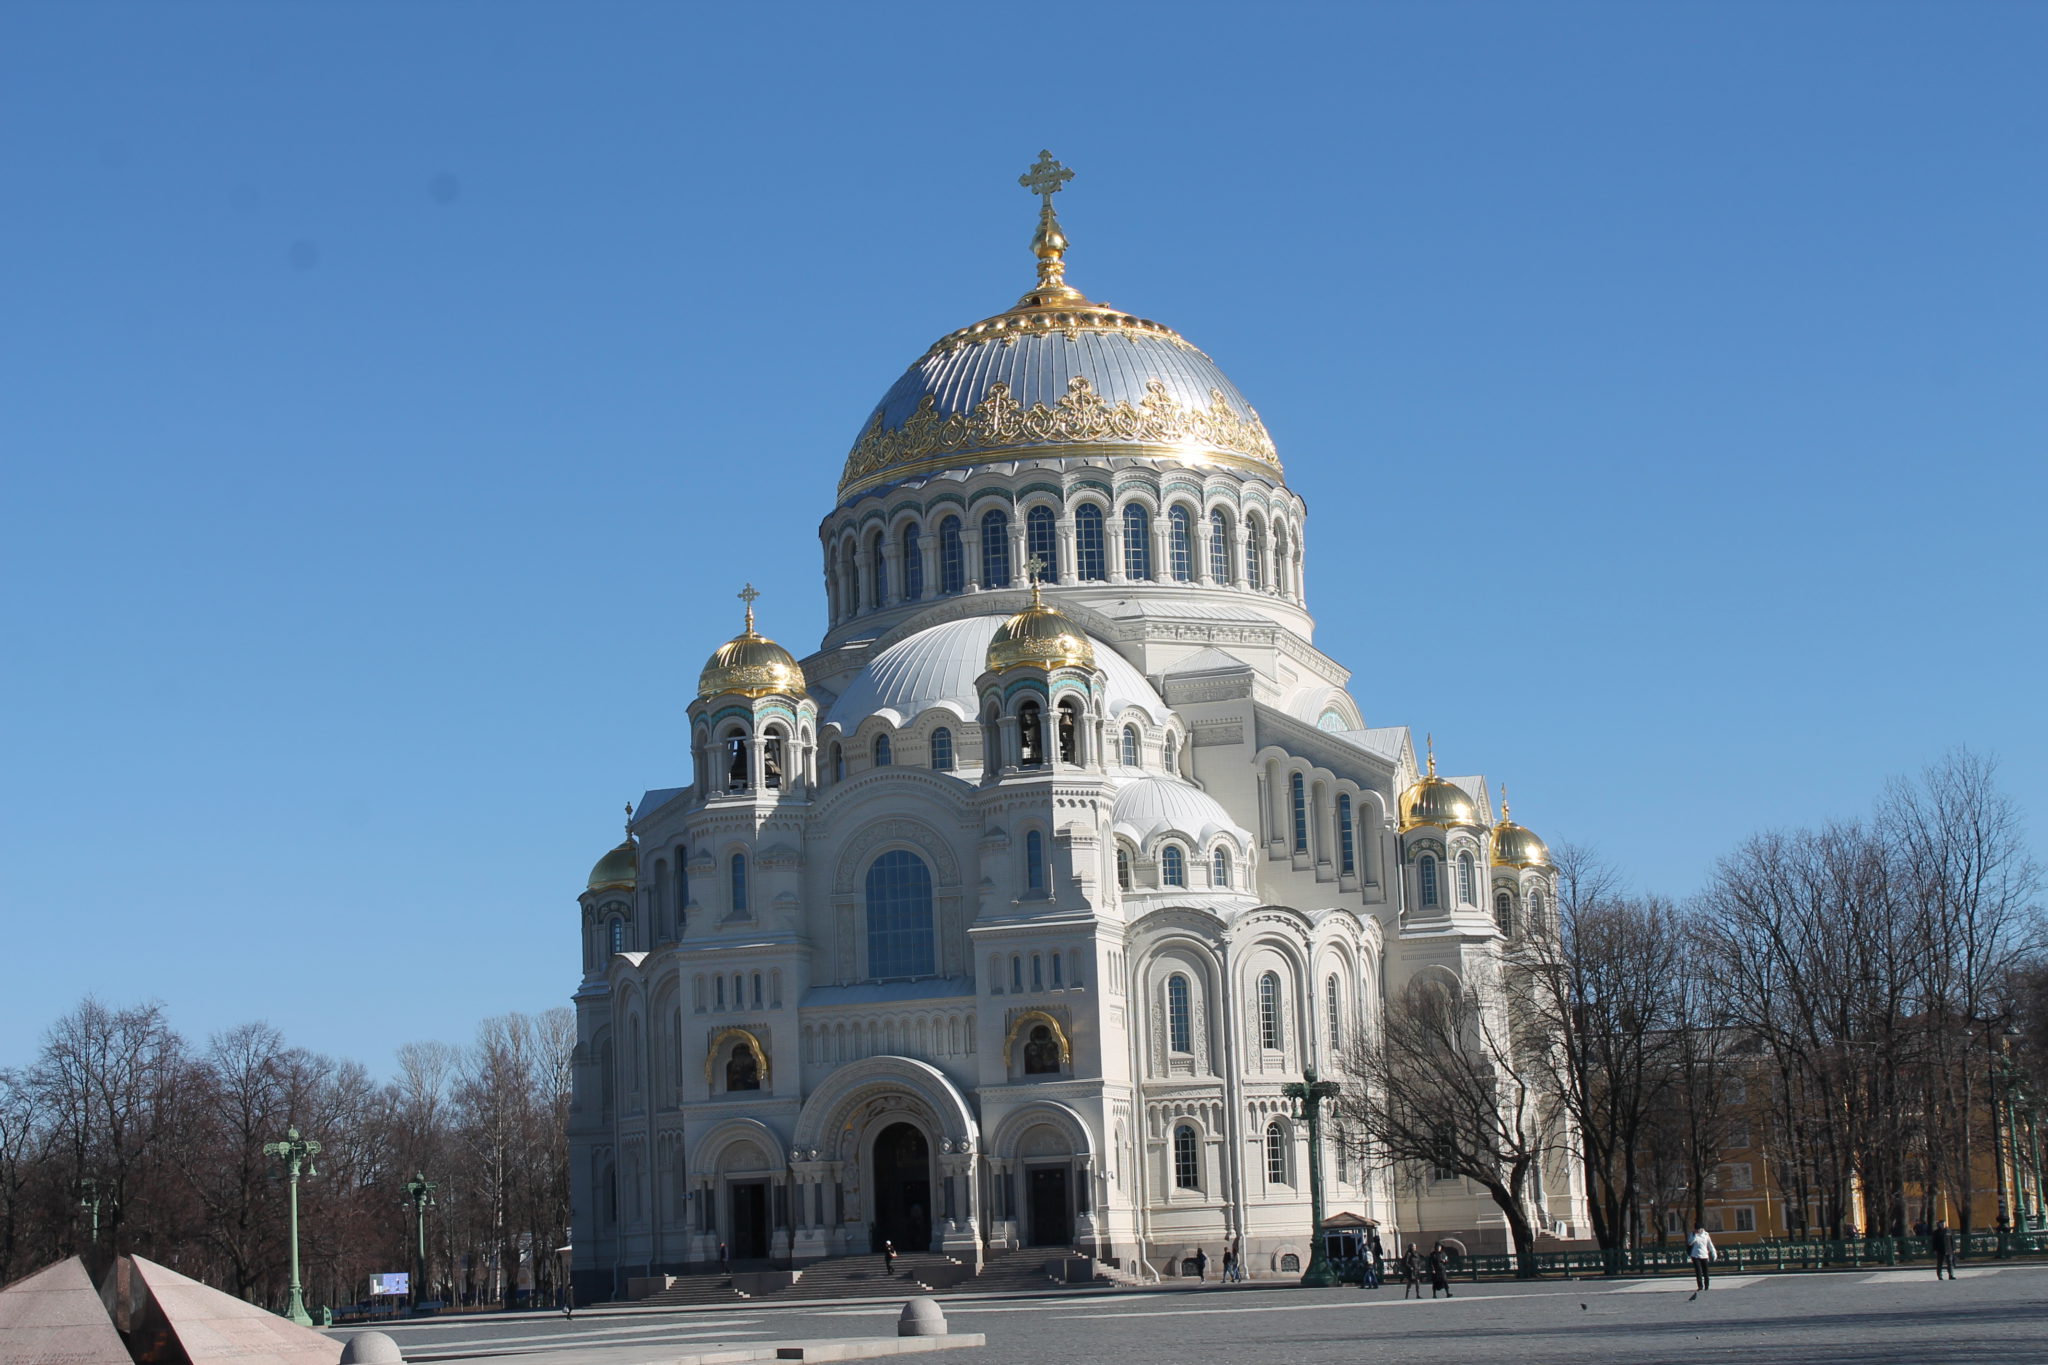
345, 1264, 2048, 1365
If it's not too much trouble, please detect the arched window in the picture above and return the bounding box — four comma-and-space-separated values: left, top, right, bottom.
869, 531, 888, 607
1168, 505, 1193, 582
608, 918, 625, 954
842, 542, 860, 617
865, 849, 936, 979
1419, 854, 1440, 907
1173, 1125, 1199, 1189
1246, 517, 1265, 591
1116, 846, 1132, 891
901, 522, 923, 601
1167, 974, 1191, 1053
1495, 890, 1515, 935
1032, 954, 1043, 989
1530, 890, 1546, 932
939, 516, 964, 595
1457, 851, 1476, 904
1122, 504, 1152, 580
1051, 953, 1063, 987
1121, 724, 1141, 768
1026, 829, 1046, 895
1337, 794, 1355, 875
1259, 971, 1281, 1050
1024, 1024, 1061, 1075
1163, 734, 1178, 773
1209, 508, 1232, 582
1290, 772, 1308, 854
872, 733, 892, 767
1011, 955, 1023, 991
1212, 846, 1231, 888
1018, 700, 1044, 767
930, 727, 954, 771
981, 509, 1011, 587
1326, 974, 1342, 1051
762, 731, 784, 789
1057, 699, 1079, 763
725, 1044, 760, 1092
729, 854, 749, 914
830, 743, 844, 783
1272, 522, 1290, 600
715, 975, 725, 1010
1026, 505, 1058, 582
752, 972, 762, 1007
1161, 845, 1186, 888
1075, 504, 1107, 581
1266, 1122, 1288, 1184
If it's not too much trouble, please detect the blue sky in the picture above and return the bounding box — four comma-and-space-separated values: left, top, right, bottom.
3, 2, 2042, 1072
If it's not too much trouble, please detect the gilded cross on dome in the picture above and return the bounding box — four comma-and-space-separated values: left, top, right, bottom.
1017, 151, 1082, 305
738, 582, 760, 632
1018, 151, 1074, 206
1023, 554, 1048, 605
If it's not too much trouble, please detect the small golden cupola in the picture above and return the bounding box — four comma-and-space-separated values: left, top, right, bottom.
1399, 734, 1480, 831
698, 584, 807, 700
1491, 785, 1551, 869
587, 803, 638, 892
986, 573, 1096, 673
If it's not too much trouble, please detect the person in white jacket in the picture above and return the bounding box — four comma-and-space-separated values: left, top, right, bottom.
1688, 1225, 1718, 1291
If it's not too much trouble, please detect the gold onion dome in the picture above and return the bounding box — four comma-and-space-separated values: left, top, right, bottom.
1399, 737, 1480, 831
588, 804, 638, 891
838, 152, 1281, 499
1491, 787, 1551, 869
697, 586, 807, 700
987, 579, 1095, 673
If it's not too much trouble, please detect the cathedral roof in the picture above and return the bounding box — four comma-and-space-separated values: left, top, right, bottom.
1111, 776, 1251, 847
823, 614, 1169, 729
587, 838, 636, 893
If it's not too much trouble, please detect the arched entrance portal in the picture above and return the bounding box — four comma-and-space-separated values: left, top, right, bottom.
872, 1122, 932, 1253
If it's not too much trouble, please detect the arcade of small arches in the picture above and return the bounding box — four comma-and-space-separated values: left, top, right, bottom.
821, 474, 1308, 628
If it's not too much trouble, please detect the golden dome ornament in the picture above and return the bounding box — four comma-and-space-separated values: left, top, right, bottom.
1399, 733, 1481, 831
986, 557, 1096, 673
1491, 784, 1552, 869
698, 583, 807, 700
588, 801, 638, 891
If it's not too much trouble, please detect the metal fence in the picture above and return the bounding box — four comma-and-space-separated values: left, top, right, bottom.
1327, 1231, 2048, 1283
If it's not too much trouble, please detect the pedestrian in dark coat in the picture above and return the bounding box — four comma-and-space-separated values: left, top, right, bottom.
1401, 1245, 1424, 1299
1931, 1221, 1958, 1280
883, 1239, 897, 1275
1427, 1244, 1453, 1298
1194, 1247, 1209, 1282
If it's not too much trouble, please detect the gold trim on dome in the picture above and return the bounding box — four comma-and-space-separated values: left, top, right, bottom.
987, 577, 1096, 673
840, 376, 1281, 496
922, 303, 1200, 358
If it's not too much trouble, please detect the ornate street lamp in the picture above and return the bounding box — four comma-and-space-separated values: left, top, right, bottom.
402, 1172, 438, 1314
78, 1176, 104, 1249
1282, 1067, 1342, 1288
262, 1127, 322, 1326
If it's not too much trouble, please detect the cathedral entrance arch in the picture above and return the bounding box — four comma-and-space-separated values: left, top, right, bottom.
872, 1122, 933, 1253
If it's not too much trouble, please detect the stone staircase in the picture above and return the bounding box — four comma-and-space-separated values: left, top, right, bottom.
636, 1274, 752, 1308
633, 1246, 1124, 1307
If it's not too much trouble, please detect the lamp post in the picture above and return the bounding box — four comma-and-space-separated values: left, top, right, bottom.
263, 1127, 322, 1326
78, 1176, 103, 1249
402, 1172, 438, 1314
1282, 1067, 1342, 1288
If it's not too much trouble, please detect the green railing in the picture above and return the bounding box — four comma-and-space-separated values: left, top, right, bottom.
1326, 1231, 2048, 1283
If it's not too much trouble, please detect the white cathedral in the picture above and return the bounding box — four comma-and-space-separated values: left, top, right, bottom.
568, 156, 1585, 1299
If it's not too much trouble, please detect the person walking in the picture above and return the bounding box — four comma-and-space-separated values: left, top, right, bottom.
1427, 1243, 1453, 1298
1932, 1221, 1958, 1280
1221, 1247, 1237, 1283
1365, 1230, 1384, 1289
718, 1241, 729, 1275
883, 1239, 897, 1276
1688, 1224, 1717, 1291
1401, 1244, 1424, 1299
1194, 1247, 1210, 1282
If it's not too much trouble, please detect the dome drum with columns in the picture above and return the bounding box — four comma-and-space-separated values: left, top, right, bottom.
567, 156, 1582, 1302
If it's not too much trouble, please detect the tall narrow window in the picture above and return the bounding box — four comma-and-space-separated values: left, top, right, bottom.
1168, 974, 1191, 1052
843, 543, 860, 616
1266, 1123, 1288, 1184
1174, 1125, 1199, 1189
1419, 854, 1439, 907
1163, 734, 1178, 773
609, 918, 625, 954
730, 854, 749, 914
1161, 845, 1186, 888
1032, 954, 1043, 989
1259, 971, 1281, 1050
1457, 851, 1476, 905
1026, 829, 1046, 894
1122, 504, 1152, 580
1012, 955, 1024, 991
869, 532, 888, 607
1246, 518, 1265, 591
1494, 890, 1515, 935
1116, 846, 1132, 891
1075, 504, 1107, 581
1530, 890, 1546, 932
981, 509, 1011, 588
939, 516, 964, 595
830, 743, 844, 783
1018, 700, 1044, 767
1026, 505, 1058, 582
1209, 509, 1232, 582
930, 727, 954, 771
1290, 773, 1308, 854
873, 734, 892, 767
1272, 523, 1290, 600
1121, 725, 1141, 768
865, 849, 935, 979
1168, 505, 1193, 582
901, 522, 923, 601
1212, 847, 1231, 888
1337, 794, 1355, 875
1326, 974, 1342, 1051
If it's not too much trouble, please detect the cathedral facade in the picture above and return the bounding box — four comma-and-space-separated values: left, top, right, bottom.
569, 158, 1585, 1299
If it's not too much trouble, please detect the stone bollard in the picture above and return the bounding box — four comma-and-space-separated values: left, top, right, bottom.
898, 1297, 947, 1337
339, 1331, 406, 1363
